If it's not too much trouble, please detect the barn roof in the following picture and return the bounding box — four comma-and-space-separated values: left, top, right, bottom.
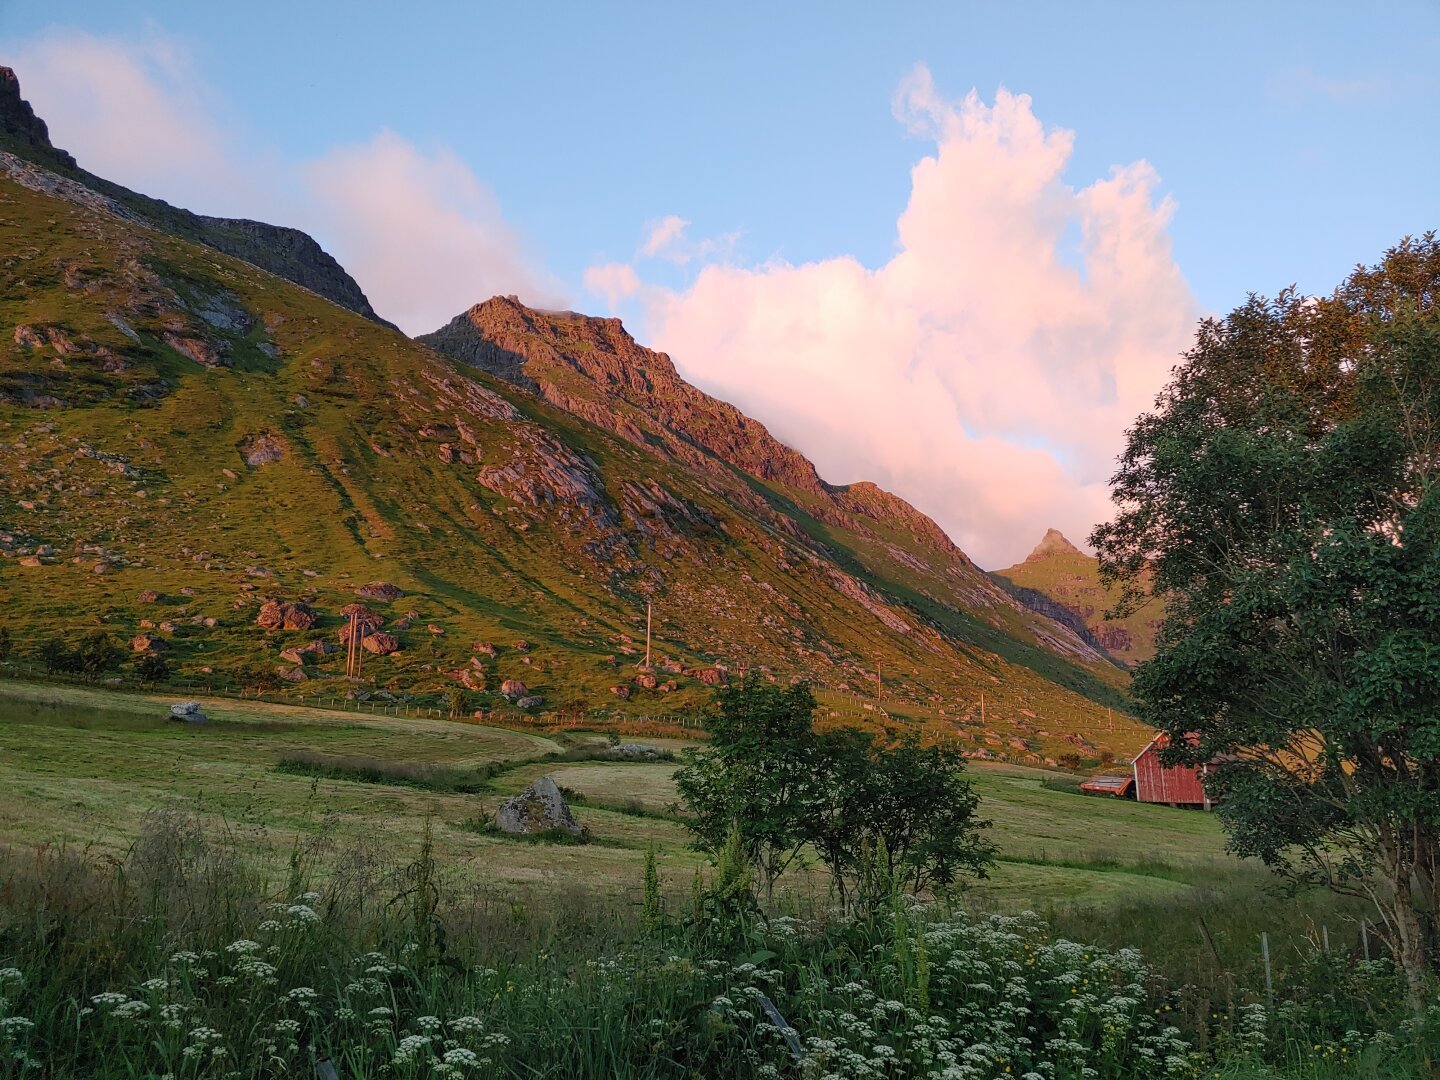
1080, 774, 1134, 794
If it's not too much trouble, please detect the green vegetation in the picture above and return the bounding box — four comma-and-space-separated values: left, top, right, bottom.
676, 680, 994, 906
1095, 235, 1440, 1009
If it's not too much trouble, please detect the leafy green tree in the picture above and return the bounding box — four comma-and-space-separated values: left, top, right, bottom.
1093, 235, 1440, 1008
38, 636, 79, 676
75, 631, 123, 682
135, 651, 171, 686
444, 686, 469, 717
674, 677, 818, 899
806, 728, 993, 910
677, 678, 993, 908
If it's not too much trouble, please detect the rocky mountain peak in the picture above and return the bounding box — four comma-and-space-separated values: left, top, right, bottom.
0, 66, 76, 167
1025, 528, 1085, 561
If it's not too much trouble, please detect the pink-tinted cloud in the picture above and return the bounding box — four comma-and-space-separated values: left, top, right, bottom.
582, 261, 642, 307
624, 66, 1198, 568
302, 133, 563, 333
8, 30, 559, 332
640, 215, 691, 260
10, 30, 265, 217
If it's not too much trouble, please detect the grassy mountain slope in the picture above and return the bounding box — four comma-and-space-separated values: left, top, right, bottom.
994, 530, 1164, 667
0, 153, 1147, 766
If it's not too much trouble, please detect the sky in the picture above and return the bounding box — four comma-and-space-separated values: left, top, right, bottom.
2, 2, 1437, 567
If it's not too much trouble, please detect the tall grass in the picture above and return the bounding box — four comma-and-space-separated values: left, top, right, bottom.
1, 813, 1435, 1078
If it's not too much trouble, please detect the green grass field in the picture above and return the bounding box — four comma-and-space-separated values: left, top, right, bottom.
0, 677, 1222, 906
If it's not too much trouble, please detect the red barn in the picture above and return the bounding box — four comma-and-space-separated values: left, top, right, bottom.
1131, 734, 1216, 809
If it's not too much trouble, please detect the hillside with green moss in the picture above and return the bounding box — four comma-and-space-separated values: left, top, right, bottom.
994, 530, 1164, 667
0, 75, 1148, 766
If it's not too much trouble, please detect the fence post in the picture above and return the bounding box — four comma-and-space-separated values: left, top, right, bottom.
1260, 932, 1273, 1003
1321, 925, 1330, 955
1361, 921, 1371, 961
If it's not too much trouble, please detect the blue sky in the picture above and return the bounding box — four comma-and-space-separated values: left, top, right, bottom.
3, 2, 1436, 565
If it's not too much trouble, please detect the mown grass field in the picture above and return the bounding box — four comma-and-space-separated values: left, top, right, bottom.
0, 677, 1223, 908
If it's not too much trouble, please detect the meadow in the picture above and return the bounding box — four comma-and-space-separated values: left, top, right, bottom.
0, 679, 1430, 1077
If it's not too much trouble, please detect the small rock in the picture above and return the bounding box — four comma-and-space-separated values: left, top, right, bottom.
610, 685, 631, 700
356, 581, 404, 601
514, 639, 529, 652
361, 632, 399, 655
474, 642, 496, 656
137, 589, 162, 603
427, 624, 444, 635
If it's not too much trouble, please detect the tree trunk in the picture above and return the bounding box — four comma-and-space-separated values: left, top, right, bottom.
1383, 830, 1435, 1013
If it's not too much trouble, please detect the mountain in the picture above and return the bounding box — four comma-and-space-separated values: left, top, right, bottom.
0, 66, 389, 327
993, 530, 1164, 667
0, 69, 1148, 764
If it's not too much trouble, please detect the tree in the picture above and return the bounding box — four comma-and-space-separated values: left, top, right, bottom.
806, 728, 993, 910
38, 636, 79, 676
1092, 235, 1440, 1008
75, 631, 123, 682
444, 686, 469, 717
674, 677, 818, 899
135, 651, 170, 686
676, 678, 994, 908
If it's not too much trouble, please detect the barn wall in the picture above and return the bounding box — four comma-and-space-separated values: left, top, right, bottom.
1133, 748, 1210, 805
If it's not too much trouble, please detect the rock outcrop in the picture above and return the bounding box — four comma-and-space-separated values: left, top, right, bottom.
169, 701, 207, 724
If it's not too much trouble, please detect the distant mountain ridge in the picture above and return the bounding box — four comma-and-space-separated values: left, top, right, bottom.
994, 530, 1163, 667
0, 66, 390, 327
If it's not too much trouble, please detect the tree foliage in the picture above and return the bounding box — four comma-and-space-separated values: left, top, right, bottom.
135, 651, 171, 686
1092, 234, 1440, 1006
675, 677, 993, 908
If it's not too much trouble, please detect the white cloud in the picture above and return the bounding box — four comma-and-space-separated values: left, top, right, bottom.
626, 66, 1198, 568
7, 29, 559, 333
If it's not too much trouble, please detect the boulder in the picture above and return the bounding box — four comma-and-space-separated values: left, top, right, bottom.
474, 641, 496, 656
610, 685, 631, 700
277, 665, 307, 682
356, 581, 404, 601
500, 678, 528, 701
256, 599, 317, 632
131, 633, 166, 653
513, 639, 530, 652
427, 624, 444, 635
686, 666, 727, 686
169, 701, 207, 724
137, 589, 162, 603
18, 555, 41, 567
494, 776, 584, 837
361, 632, 399, 655
515, 695, 542, 709
634, 672, 657, 690
279, 647, 306, 665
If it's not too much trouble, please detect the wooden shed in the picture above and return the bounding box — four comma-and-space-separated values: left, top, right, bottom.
1079, 774, 1135, 798
1131, 734, 1216, 809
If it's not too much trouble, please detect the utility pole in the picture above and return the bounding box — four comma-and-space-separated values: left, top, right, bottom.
980, 691, 986, 726
645, 600, 652, 670
876, 662, 882, 701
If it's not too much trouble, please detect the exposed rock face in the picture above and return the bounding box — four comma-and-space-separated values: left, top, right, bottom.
0, 67, 76, 167
356, 581, 404, 601
1025, 528, 1084, 562
494, 775, 584, 837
